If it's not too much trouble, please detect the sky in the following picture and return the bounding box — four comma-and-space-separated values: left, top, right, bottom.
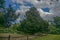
5, 0, 60, 21
5, 0, 20, 10
5, 0, 12, 8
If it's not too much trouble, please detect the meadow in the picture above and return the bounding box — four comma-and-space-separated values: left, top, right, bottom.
33, 34, 60, 40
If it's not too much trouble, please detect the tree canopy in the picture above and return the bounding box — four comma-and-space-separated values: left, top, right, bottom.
17, 7, 49, 35
53, 16, 60, 28
0, 0, 5, 8
0, 0, 19, 27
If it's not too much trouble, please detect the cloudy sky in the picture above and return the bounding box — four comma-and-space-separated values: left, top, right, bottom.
5, 0, 60, 21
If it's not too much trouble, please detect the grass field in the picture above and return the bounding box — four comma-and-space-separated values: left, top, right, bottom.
33, 34, 60, 40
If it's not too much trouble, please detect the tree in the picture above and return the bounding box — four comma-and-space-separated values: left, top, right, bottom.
0, 0, 5, 8
53, 16, 60, 28
0, 0, 20, 27
0, 3, 19, 27
10, 23, 20, 33
4, 4, 19, 27
0, 12, 7, 27
0, 0, 6, 27
17, 7, 49, 35
0, 0, 5, 12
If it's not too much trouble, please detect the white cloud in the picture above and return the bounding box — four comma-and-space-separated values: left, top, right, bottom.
37, 8, 54, 20
15, 5, 31, 22
12, 0, 60, 20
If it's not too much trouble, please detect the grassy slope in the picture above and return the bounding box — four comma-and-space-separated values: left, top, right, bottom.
33, 34, 60, 40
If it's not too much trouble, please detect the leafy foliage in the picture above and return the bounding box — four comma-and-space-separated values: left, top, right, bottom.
0, 0, 19, 27
17, 7, 49, 35
53, 16, 60, 28
4, 5, 19, 27
0, 12, 7, 27
0, 0, 5, 8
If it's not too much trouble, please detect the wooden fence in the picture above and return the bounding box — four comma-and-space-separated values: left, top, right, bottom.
0, 35, 34, 40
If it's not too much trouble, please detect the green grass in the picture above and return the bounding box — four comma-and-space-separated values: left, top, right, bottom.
0, 27, 20, 34
33, 34, 60, 40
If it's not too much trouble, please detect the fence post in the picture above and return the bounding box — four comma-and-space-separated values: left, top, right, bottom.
27, 35, 28, 40
8, 34, 10, 40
